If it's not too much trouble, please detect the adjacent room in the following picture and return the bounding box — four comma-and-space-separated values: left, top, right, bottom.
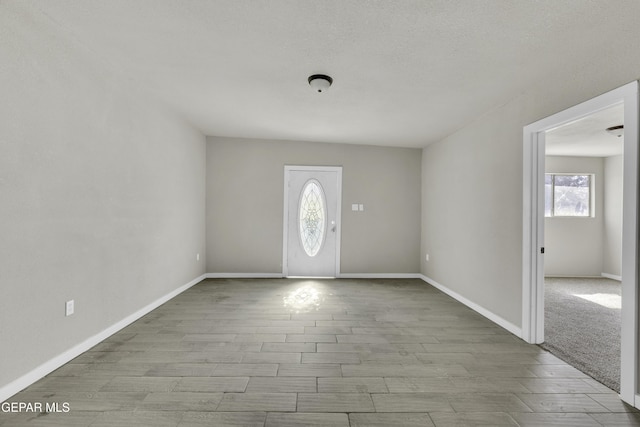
542, 105, 624, 393
2, 1, 640, 425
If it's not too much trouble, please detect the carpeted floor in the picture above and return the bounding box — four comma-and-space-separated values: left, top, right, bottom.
541, 277, 621, 392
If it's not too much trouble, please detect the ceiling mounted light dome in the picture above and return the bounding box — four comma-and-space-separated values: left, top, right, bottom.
606, 125, 624, 138
308, 74, 333, 93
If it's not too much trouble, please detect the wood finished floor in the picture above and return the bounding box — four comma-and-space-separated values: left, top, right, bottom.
2, 278, 639, 426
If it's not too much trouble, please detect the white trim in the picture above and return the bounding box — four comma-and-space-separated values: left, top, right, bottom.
0, 274, 206, 403
206, 273, 284, 278
338, 273, 422, 279
522, 81, 638, 406
419, 275, 522, 337
522, 129, 546, 344
601, 273, 623, 281
206, 273, 423, 279
283, 165, 342, 278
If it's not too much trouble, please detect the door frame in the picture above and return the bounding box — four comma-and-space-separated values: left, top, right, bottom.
282, 165, 342, 277
522, 81, 639, 405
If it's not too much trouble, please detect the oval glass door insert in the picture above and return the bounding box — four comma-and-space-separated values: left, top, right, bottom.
298, 180, 326, 257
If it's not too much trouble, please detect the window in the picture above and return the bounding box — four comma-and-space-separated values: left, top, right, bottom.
545, 174, 592, 217
298, 180, 326, 256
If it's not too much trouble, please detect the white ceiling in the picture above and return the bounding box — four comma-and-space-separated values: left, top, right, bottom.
24, 0, 640, 148
546, 104, 624, 157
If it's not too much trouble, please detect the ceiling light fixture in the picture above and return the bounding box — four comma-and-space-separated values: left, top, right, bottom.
606, 125, 624, 138
308, 74, 333, 93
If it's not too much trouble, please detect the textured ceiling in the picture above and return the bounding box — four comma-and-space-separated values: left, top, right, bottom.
546, 104, 624, 158
23, 0, 640, 147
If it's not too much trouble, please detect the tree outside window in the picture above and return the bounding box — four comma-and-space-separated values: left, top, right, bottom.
545, 174, 591, 217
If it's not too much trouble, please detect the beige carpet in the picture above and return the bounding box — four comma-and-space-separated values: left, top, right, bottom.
541, 277, 621, 392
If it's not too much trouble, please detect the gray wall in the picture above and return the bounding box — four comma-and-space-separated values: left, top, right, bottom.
603, 155, 624, 277
0, 5, 206, 388
207, 137, 421, 274
421, 53, 640, 326
543, 156, 604, 277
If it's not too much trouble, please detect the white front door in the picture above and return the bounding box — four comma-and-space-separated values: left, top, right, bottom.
283, 166, 341, 277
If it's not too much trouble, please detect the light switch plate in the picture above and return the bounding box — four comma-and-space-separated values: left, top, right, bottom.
359, 204, 364, 211
65, 300, 74, 316
351, 204, 359, 211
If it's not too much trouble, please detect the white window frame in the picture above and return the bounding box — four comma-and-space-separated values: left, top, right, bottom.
544, 173, 594, 218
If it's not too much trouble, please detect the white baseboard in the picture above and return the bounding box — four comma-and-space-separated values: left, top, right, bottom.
206, 273, 284, 278
337, 273, 422, 279
0, 274, 206, 403
419, 274, 522, 337
601, 272, 622, 281
206, 273, 422, 279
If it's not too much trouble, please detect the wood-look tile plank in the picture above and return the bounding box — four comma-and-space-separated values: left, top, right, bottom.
174, 377, 249, 392
277, 363, 342, 377
297, 393, 375, 412
265, 412, 349, 427
233, 334, 286, 343
9, 391, 147, 412
245, 377, 317, 393
261, 342, 316, 353
318, 377, 388, 393
371, 393, 454, 412
429, 412, 518, 426
100, 376, 180, 392
509, 412, 601, 426
304, 326, 352, 334
178, 411, 266, 427
359, 352, 420, 364
216, 393, 296, 412
516, 393, 608, 412
587, 393, 639, 412
342, 364, 468, 377
212, 363, 278, 377
286, 334, 337, 343
145, 363, 217, 377
302, 352, 360, 364
139, 392, 223, 411
0, 411, 102, 427
27, 376, 112, 392
349, 413, 435, 427
526, 363, 590, 378
89, 411, 184, 427
588, 412, 640, 425
256, 326, 305, 334
447, 393, 532, 412
384, 377, 456, 393
242, 352, 301, 364
518, 378, 604, 393
336, 334, 389, 344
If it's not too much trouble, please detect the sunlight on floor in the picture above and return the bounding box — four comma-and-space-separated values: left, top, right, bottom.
573, 293, 621, 309
283, 283, 324, 313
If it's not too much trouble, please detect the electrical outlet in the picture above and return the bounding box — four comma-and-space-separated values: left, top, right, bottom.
65, 300, 74, 316
196, 253, 200, 261
425, 254, 430, 261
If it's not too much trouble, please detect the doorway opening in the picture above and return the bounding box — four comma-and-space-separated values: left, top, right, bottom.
522, 81, 639, 406
540, 103, 624, 392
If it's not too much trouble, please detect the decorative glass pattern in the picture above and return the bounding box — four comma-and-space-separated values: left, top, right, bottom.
299, 180, 326, 257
